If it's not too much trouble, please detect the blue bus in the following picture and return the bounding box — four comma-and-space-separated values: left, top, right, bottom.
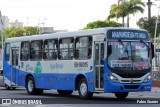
3, 27, 154, 99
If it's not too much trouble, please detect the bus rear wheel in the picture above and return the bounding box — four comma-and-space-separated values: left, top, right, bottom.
26, 76, 43, 95
78, 78, 93, 99
114, 92, 129, 100
57, 90, 73, 95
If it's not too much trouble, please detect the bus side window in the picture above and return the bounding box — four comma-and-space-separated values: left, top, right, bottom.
5, 43, 10, 61
75, 38, 80, 59
43, 39, 58, 60
43, 41, 48, 60
30, 40, 43, 60
75, 36, 92, 60
59, 38, 74, 60
53, 40, 58, 59
21, 41, 30, 61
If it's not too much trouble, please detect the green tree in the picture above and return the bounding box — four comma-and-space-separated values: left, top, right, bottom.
127, 0, 145, 27
1, 26, 39, 47
9, 28, 24, 38
3, 26, 39, 39
3, 27, 24, 38
2, 27, 15, 39
24, 26, 39, 36
137, 16, 160, 41
108, 0, 144, 27
108, 2, 129, 26
83, 19, 122, 29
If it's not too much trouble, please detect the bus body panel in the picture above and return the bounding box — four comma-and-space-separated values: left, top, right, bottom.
2, 27, 152, 97
3, 56, 95, 91
3, 63, 94, 91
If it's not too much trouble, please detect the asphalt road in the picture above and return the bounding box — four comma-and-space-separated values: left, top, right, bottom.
0, 76, 160, 107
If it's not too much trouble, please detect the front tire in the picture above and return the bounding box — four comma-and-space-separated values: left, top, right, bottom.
78, 78, 93, 99
114, 92, 129, 100
26, 76, 43, 95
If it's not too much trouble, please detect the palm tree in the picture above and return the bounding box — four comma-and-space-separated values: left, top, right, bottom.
127, 0, 145, 27
108, 2, 129, 27
108, 0, 144, 27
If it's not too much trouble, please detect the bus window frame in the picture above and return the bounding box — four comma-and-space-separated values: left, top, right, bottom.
58, 37, 74, 60
75, 36, 92, 60
20, 41, 30, 61
30, 40, 43, 61
43, 39, 58, 60
5, 43, 10, 61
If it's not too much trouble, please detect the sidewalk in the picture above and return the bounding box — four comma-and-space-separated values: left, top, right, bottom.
151, 87, 160, 94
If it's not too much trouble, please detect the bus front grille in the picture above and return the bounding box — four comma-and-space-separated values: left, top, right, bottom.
121, 80, 141, 83
117, 73, 145, 78
124, 85, 140, 89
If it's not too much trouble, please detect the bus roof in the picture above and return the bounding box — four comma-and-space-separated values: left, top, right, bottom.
5, 27, 146, 43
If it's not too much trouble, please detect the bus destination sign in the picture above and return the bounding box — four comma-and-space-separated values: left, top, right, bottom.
107, 29, 149, 40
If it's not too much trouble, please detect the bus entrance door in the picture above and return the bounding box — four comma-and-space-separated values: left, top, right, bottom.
94, 42, 104, 90
10, 47, 19, 87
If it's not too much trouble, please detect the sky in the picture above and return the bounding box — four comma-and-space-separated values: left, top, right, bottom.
0, 0, 159, 31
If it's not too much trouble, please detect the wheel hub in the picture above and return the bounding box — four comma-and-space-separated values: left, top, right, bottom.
28, 80, 33, 92
80, 82, 87, 96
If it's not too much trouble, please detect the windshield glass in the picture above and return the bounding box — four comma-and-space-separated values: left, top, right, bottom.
107, 41, 151, 71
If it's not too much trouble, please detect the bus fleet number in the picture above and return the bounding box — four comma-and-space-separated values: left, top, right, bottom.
74, 62, 88, 68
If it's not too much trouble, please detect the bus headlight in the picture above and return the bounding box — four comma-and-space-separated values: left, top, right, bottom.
107, 73, 119, 82
143, 74, 152, 82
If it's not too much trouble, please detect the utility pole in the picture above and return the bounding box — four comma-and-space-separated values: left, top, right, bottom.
147, 0, 152, 21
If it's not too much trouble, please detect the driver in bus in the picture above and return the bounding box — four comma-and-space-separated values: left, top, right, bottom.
107, 45, 121, 67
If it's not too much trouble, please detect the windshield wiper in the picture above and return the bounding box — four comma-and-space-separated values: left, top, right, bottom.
140, 40, 149, 49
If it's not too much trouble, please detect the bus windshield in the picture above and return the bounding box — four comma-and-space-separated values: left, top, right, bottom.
107, 41, 151, 71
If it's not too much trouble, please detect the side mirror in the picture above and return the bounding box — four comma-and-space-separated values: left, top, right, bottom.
151, 43, 155, 59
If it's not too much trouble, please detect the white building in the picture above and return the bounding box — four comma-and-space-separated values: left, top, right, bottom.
10, 20, 23, 28
2, 16, 9, 28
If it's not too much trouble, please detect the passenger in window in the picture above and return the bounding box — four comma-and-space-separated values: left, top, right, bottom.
52, 52, 57, 59
108, 46, 121, 66
43, 53, 47, 59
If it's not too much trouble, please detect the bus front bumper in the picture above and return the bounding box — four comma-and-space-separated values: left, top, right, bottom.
104, 80, 152, 93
